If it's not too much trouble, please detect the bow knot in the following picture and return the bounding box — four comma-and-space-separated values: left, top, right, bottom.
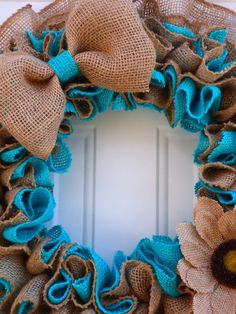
48, 50, 80, 84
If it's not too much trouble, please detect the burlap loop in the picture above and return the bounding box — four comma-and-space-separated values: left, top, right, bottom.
199, 162, 236, 191
10, 273, 49, 314
101, 260, 161, 314
194, 121, 236, 165
64, 255, 94, 309
179, 73, 236, 124
195, 46, 236, 83
0, 0, 155, 159
0, 255, 32, 312
0, 210, 31, 256
27, 225, 70, 275
168, 43, 202, 73
0, 143, 27, 170
143, 19, 173, 62
0, 5, 43, 52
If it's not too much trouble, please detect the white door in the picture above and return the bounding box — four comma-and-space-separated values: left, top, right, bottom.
1, 0, 235, 266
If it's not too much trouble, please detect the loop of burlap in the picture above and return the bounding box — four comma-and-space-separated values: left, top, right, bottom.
196, 46, 236, 83
10, 273, 49, 314
0, 5, 43, 52
199, 162, 236, 191
0, 143, 27, 170
179, 73, 236, 125
26, 231, 67, 275
101, 260, 161, 314
69, 99, 94, 120
0, 210, 31, 256
64, 255, 94, 309
42, 243, 99, 311
0, 157, 36, 190
0, 255, 32, 312
59, 119, 73, 137
196, 122, 236, 164
143, 20, 173, 62
42, 243, 76, 309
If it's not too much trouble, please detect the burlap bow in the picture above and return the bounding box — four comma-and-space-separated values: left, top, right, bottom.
0, 0, 155, 159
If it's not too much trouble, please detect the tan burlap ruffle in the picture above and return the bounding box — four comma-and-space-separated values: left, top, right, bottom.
199, 162, 236, 191
10, 273, 49, 314
0, 254, 32, 312
195, 121, 236, 164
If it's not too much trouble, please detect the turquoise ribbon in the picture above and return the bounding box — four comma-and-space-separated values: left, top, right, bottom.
17, 301, 33, 314
47, 140, 72, 173
11, 156, 53, 188
41, 225, 70, 264
129, 236, 182, 297
3, 187, 55, 243
0, 146, 26, 165
0, 278, 11, 305
47, 268, 72, 305
48, 50, 80, 84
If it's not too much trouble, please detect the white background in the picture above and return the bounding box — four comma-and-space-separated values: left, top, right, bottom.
0, 0, 235, 265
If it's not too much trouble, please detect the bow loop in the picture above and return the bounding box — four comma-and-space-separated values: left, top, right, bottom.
67, 0, 155, 92
0, 52, 65, 159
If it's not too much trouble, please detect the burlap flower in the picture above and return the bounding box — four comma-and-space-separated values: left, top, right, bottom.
177, 197, 236, 314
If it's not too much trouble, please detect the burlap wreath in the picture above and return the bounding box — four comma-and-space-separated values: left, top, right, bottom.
0, 0, 235, 313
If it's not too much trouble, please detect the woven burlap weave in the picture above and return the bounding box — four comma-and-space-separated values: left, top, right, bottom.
0, 255, 32, 312
199, 162, 236, 191
196, 122, 236, 164
0, 5, 43, 52
134, 0, 236, 43
101, 260, 161, 314
10, 273, 49, 314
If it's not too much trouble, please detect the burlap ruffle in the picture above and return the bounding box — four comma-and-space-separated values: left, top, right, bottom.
194, 121, 236, 165
0, 254, 32, 312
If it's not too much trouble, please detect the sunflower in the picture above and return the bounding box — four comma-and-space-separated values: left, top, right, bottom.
177, 197, 236, 314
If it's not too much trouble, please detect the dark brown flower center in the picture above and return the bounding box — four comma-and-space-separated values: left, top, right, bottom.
211, 239, 236, 288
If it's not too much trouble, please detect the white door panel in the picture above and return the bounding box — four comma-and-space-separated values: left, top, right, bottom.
0, 0, 234, 265
53, 110, 198, 265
